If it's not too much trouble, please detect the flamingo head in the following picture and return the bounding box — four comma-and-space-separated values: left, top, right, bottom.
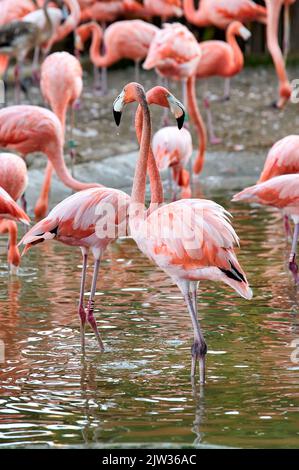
113, 82, 147, 126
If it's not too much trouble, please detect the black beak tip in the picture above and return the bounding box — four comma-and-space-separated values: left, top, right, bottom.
113, 110, 122, 126
176, 112, 185, 130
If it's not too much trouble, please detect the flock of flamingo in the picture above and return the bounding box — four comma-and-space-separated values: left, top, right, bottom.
0, 0, 298, 385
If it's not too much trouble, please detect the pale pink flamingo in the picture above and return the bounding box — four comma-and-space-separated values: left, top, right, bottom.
0, 105, 100, 220
113, 82, 252, 383
0, 186, 30, 225
0, 152, 28, 273
233, 174, 299, 284
152, 126, 192, 199
183, 0, 294, 108
20, 84, 184, 352
75, 20, 159, 93
195, 21, 251, 144
143, 22, 207, 174
40, 51, 83, 219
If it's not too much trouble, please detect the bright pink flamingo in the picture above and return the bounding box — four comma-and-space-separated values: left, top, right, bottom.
75, 20, 159, 92
20, 84, 184, 352
39, 51, 83, 219
195, 21, 251, 144
0, 152, 28, 273
143, 22, 207, 175
183, 0, 294, 108
0, 105, 100, 220
113, 82, 252, 383
152, 126, 192, 199
233, 174, 299, 284
0, 186, 30, 225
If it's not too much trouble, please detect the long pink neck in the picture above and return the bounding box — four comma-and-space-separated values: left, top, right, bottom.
135, 107, 163, 205
187, 76, 206, 174
131, 94, 152, 206
87, 23, 115, 68
47, 143, 101, 191
183, 0, 208, 27
226, 26, 245, 75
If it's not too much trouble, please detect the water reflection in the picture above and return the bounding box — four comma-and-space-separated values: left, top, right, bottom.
0, 191, 299, 448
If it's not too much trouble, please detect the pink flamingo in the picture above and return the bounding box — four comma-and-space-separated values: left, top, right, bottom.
20, 85, 184, 352
142, 0, 183, 21
195, 21, 251, 144
0, 105, 100, 220
40, 51, 83, 219
113, 82, 252, 383
75, 20, 159, 92
152, 126, 192, 199
143, 22, 207, 174
183, 0, 294, 108
0, 186, 30, 225
51, 0, 81, 43
0, 152, 28, 273
0, 0, 36, 26
256, 134, 299, 235
233, 174, 299, 284
79, 0, 144, 22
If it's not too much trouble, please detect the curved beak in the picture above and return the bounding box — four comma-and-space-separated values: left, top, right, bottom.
113, 90, 125, 126
167, 94, 186, 129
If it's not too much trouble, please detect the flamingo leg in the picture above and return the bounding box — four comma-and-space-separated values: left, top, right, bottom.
32, 46, 40, 85
100, 66, 108, 96
93, 64, 101, 91
34, 162, 53, 220
134, 59, 141, 83
222, 78, 230, 101
284, 215, 292, 239
288, 223, 299, 284
184, 284, 207, 384
14, 60, 22, 104
86, 258, 104, 351
78, 249, 88, 354
203, 96, 221, 145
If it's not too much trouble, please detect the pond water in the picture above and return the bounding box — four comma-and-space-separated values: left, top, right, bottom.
0, 179, 298, 449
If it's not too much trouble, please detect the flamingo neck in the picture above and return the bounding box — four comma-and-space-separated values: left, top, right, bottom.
183, 0, 207, 26
187, 76, 206, 174
130, 95, 151, 207
88, 23, 112, 68
226, 27, 244, 75
135, 106, 164, 206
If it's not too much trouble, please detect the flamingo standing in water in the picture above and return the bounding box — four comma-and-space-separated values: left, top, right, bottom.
152, 126, 193, 199
39, 51, 83, 219
0, 105, 100, 219
195, 21, 251, 144
75, 20, 159, 93
113, 82, 252, 384
183, 0, 294, 108
20, 85, 184, 352
143, 22, 207, 175
233, 174, 299, 284
0, 153, 28, 273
